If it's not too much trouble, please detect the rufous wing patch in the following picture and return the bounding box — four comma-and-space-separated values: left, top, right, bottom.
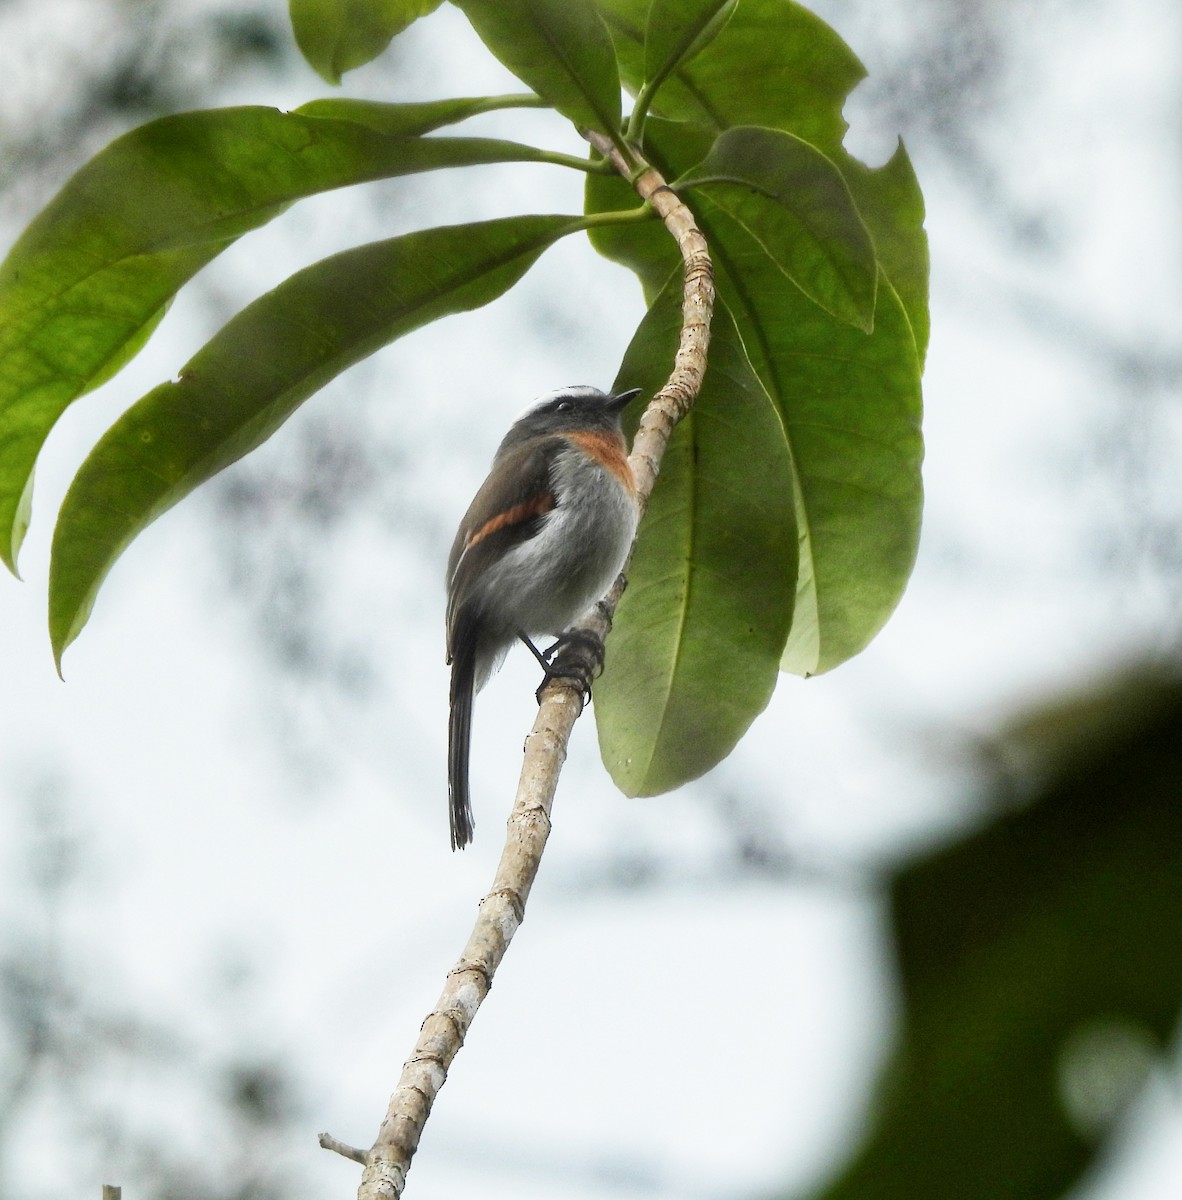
465, 491, 557, 549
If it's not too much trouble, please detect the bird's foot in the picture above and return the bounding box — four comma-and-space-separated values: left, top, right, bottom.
534, 629, 605, 705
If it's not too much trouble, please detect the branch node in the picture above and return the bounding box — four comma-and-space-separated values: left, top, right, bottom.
484, 885, 527, 922
319, 1131, 368, 1165
448, 958, 493, 992
420, 1006, 465, 1045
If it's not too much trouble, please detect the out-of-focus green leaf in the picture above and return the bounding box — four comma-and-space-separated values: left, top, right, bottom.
48, 215, 576, 664
642, 0, 737, 97
808, 674, 1182, 1200
596, 281, 797, 795
453, 0, 621, 135
0, 105, 554, 574
678, 126, 878, 331
289, 0, 442, 84
995, 663, 1182, 783
600, 0, 864, 149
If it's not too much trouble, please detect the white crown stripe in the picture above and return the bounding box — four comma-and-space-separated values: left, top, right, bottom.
513, 385, 611, 422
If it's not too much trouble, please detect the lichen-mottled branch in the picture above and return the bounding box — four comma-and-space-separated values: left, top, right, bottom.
343, 138, 713, 1200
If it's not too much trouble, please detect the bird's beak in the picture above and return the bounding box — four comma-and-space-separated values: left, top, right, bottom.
606, 387, 643, 413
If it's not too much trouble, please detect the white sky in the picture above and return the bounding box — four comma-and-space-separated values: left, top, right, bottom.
0, 0, 1180, 1197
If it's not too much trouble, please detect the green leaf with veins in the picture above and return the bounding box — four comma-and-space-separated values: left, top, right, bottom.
588, 118, 923, 677
453, 0, 622, 135
642, 0, 737, 101
699, 194, 922, 675
600, 0, 929, 354
678, 125, 878, 331
597, 279, 797, 794
0, 104, 554, 573
600, 0, 864, 148
48, 215, 576, 665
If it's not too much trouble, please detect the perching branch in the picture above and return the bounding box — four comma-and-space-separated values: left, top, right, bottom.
343, 137, 714, 1200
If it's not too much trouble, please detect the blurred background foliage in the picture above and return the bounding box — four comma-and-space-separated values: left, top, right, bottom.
811, 669, 1182, 1200
0, 1, 1179, 1198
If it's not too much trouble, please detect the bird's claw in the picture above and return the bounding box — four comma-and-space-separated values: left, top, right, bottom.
535, 630, 605, 705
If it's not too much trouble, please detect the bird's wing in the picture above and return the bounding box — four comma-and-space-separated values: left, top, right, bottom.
445, 436, 562, 660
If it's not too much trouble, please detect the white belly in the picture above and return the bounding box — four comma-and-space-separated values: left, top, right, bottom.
474, 444, 638, 640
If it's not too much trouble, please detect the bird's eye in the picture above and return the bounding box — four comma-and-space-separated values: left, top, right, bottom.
555, 400, 572, 413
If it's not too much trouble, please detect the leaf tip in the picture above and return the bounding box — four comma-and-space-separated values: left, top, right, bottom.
49, 569, 96, 681
50, 616, 81, 680
4, 469, 35, 578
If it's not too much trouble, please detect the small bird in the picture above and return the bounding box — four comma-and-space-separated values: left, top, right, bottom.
445, 385, 643, 850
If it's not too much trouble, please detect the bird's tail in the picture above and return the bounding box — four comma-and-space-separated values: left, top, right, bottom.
448, 643, 477, 850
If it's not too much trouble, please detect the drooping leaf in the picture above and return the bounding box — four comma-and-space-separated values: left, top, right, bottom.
599, 0, 864, 149
453, 0, 621, 135
808, 675, 1182, 1200
0, 105, 554, 573
678, 126, 878, 331
596, 282, 797, 795
289, 0, 442, 84
642, 0, 737, 99
48, 215, 576, 664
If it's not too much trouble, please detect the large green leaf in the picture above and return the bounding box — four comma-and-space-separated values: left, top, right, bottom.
704, 203, 922, 676
599, 0, 864, 149
0, 104, 554, 574
596, 282, 797, 795
588, 118, 924, 674
48, 215, 576, 665
290, 0, 442, 84
677, 126, 878, 331
598, 0, 930, 354
453, 0, 621, 135
808, 675, 1182, 1200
